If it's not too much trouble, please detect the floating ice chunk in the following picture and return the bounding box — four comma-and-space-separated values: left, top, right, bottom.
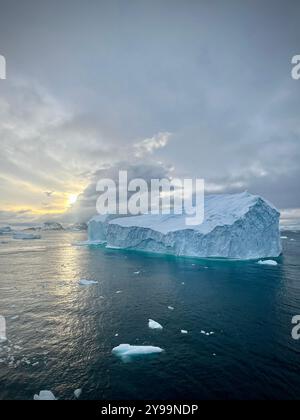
280, 236, 288, 239
79, 279, 98, 286
11, 316, 19, 320
115, 290, 122, 294
181, 330, 188, 334
134, 271, 141, 275
112, 344, 164, 361
13, 232, 41, 240
34, 390, 56, 400
257, 260, 278, 266
201, 330, 206, 334
115, 333, 119, 337
168, 306, 174, 311
181, 282, 185, 285
74, 389, 82, 399
148, 319, 163, 330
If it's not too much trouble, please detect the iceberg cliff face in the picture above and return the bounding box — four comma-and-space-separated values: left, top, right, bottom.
88, 192, 282, 260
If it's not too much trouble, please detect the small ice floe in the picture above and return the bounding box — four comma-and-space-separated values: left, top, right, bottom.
115, 290, 122, 294
290, 239, 296, 242
134, 271, 141, 275
181, 282, 185, 285
34, 390, 56, 400
11, 315, 19, 321
201, 330, 215, 336
168, 306, 174, 311
181, 330, 188, 334
280, 236, 288, 239
74, 389, 82, 399
78, 279, 98, 286
115, 333, 119, 337
13, 232, 41, 240
112, 344, 164, 361
148, 319, 163, 330
257, 260, 278, 266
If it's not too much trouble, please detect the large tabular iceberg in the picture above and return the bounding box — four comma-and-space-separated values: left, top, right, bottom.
88, 192, 282, 260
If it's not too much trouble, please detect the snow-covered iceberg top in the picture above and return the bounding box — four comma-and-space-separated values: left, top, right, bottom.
88, 192, 282, 260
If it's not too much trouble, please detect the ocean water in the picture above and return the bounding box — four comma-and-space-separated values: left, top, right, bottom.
0, 231, 299, 400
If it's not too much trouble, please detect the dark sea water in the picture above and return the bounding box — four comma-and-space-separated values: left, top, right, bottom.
0, 231, 300, 400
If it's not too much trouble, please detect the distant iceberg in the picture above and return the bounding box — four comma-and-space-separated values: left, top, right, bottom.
0, 226, 12, 235
88, 192, 282, 260
42, 222, 64, 231
13, 232, 41, 240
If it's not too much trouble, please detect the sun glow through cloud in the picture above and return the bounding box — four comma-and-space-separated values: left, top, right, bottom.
68, 194, 78, 206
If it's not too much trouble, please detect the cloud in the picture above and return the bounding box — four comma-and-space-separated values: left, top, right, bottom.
0, 79, 173, 220
133, 132, 171, 158
63, 160, 173, 223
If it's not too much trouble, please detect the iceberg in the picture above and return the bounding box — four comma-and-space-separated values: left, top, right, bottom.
13, 232, 41, 240
148, 319, 163, 329
88, 192, 282, 260
112, 344, 164, 361
68, 223, 88, 231
42, 222, 64, 231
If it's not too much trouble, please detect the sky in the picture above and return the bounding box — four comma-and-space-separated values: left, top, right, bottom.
0, 0, 299, 227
